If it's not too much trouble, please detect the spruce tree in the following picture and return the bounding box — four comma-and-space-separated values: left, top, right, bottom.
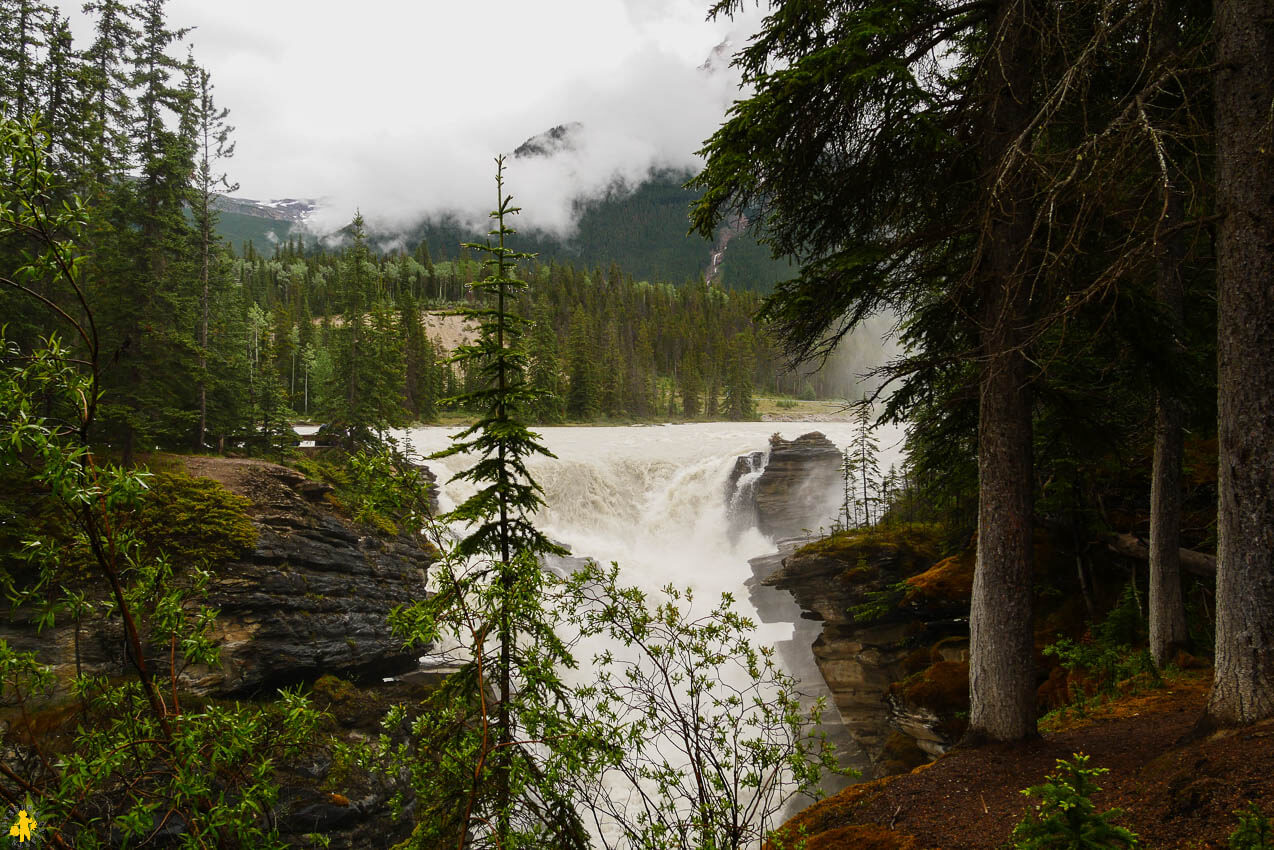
851, 400, 881, 527
187, 61, 237, 450
429, 157, 577, 846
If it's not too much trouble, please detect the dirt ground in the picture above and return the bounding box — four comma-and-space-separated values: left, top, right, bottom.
784, 672, 1274, 849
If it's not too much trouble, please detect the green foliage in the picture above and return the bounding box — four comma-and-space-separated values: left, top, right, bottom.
847, 580, 909, 625
1230, 803, 1274, 850
2, 329, 320, 848
1011, 754, 1139, 849
0, 119, 319, 846
1043, 586, 1161, 709
342, 444, 435, 537
562, 561, 844, 849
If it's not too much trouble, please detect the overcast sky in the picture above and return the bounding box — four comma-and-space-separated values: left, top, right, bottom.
55, 0, 764, 235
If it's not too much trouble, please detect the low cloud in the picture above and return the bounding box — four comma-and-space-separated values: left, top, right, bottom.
302, 44, 747, 240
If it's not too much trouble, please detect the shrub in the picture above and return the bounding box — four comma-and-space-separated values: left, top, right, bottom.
1011, 754, 1139, 849
1230, 802, 1274, 850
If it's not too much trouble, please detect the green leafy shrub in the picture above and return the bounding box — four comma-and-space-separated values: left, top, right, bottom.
0, 119, 320, 847
1043, 583, 1161, 707
1011, 754, 1139, 849
1230, 802, 1274, 850
848, 580, 909, 624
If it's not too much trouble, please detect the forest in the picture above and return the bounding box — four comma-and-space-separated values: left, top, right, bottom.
0, 0, 840, 459
1, 0, 1273, 847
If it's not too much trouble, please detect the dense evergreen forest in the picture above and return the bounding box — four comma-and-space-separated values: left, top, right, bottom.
230, 229, 834, 440
0, 0, 834, 461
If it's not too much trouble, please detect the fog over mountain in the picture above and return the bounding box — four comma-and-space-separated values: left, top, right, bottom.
301, 42, 746, 240
53, 0, 762, 240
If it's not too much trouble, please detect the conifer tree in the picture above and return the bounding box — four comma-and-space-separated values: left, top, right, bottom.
79, 0, 137, 183
851, 400, 881, 527
527, 305, 565, 422
0, 0, 50, 121
679, 350, 702, 419
428, 157, 579, 846
723, 331, 755, 420
187, 60, 237, 450
565, 307, 599, 420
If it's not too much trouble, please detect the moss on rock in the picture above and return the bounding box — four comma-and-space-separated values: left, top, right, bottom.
893, 661, 970, 722
903, 551, 974, 606
131, 471, 257, 569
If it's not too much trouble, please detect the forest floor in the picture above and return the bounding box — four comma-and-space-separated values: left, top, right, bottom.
781, 670, 1274, 849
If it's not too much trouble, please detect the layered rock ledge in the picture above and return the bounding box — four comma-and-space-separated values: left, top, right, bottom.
2, 457, 434, 699
759, 528, 972, 776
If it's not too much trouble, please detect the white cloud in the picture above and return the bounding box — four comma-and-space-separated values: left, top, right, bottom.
55, 0, 769, 237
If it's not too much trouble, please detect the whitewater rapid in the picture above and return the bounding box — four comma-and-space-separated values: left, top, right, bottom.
401, 421, 902, 664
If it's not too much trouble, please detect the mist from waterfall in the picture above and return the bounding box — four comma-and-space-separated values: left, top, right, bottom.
403, 421, 902, 678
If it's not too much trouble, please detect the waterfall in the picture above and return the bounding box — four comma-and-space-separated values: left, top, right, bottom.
399, 421, 902, 836
403, 421, 900, 656
727, 449, 768, 536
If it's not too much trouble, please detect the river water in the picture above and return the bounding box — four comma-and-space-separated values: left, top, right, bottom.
403, 422, 899, 642
400, 420, 903, 838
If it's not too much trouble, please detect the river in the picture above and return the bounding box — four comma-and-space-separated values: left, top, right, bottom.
402, 421, 903, 818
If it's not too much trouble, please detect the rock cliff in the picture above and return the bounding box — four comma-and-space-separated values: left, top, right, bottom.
735, 432, 844, 541
2, 458, 434, 698
185, 458, 434, 694
759, 528, 972, 776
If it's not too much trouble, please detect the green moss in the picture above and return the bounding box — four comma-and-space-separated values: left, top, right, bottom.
312, 674, 358, 705
903, 552, 975, 605
796, 523, 942, 572
130, 471, 257, 569
891, 661, 970, 738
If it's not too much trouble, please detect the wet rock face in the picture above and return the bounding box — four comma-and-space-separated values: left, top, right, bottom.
3, 462, 433, 698
191, 463, 433, 695
750, 432, 844, 541
760, 534, 969, 776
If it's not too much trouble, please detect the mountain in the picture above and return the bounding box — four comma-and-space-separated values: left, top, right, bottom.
211, 195, 314, 252
212, 132, 791, 292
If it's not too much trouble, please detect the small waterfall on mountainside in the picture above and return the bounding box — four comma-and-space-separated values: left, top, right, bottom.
402, 421, 900, 826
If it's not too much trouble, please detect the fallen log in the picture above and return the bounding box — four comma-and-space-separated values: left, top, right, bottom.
1106, 532, 1216, 577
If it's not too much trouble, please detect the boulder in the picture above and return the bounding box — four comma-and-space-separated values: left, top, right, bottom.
749, 432, 844, 541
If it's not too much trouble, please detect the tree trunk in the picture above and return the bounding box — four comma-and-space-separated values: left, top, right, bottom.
1147, 6, 1191, 670
1205, 0, 1274, 727
966, 0, 1039, 743
197, 192, 210, 452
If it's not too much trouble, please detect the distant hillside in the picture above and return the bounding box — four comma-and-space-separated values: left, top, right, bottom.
211, 195, 313, 254
401, 169, 790, 292
213, 173, 791, 293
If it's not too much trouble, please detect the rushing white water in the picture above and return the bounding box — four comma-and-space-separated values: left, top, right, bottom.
399, 420, 903, 840
401, 420, 902, 682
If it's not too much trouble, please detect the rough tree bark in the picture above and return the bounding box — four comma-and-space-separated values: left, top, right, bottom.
967, 0, 1040, 743
1205, 0, 1274, 726
1147, 80, 1190, 668
1147, 4, 1192, 669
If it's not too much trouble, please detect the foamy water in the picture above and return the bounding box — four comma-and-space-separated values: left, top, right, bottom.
398, 420, 903, 843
